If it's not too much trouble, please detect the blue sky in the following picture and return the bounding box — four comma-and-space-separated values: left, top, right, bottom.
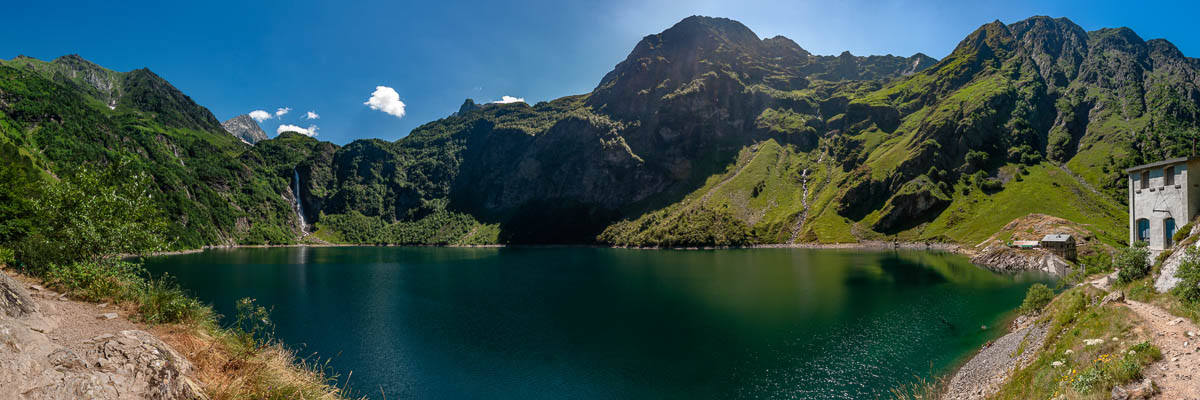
3, 0, 1197, 144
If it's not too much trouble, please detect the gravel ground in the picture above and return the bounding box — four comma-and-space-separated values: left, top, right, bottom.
943, 320, 1048, 400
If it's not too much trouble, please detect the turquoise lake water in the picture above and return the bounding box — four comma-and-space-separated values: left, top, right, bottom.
143, 247, 1051, 399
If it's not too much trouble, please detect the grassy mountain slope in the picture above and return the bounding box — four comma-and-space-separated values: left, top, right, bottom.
4, 15, 1197, 248
0, 55, 306, 248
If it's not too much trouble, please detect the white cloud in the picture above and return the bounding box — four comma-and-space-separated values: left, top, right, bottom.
305, 111, 319, 120
277, 124, 318, 137
275, 107, 292, 118
491, 95, 525, 104
249, 110, 272, 122
363, 86, 406, 118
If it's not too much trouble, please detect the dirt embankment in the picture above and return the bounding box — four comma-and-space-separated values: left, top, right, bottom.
0, 270, 205, 399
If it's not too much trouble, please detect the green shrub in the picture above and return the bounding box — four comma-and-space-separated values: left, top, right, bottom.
1071, 364, 1108, 394
0, 247, 14, 267
14, 162, 169, 268
1116, 242, 1151, 283
1172, 246, 1200, 304
137, 274, 211, 325
1175, 222, 1193, 243
230, 297, 275, 358
1079, 252, 1113, 275
45, 261, 143, 302
1019, 283, 1055, 315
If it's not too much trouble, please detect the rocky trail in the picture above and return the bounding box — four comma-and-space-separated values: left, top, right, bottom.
1124, 299, 1200, 399
0, 270, 204, 399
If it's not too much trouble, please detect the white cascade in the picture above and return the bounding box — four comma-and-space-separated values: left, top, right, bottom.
292, 168, 308, 235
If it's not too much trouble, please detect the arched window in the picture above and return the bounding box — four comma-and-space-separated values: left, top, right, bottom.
1137, 218, 1150, 242
1166, 218, 1177, 246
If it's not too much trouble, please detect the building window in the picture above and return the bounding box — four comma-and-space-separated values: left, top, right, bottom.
1166, 166, 1175, 186
1141, 171, 1150, 189
1166, 218, 1178, 246
1137, 218, 1150, 242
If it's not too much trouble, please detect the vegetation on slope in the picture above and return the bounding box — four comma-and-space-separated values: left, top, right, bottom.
0, 160, 349, 399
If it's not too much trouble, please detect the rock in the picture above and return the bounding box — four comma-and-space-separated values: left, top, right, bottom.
96, 313, 118, 320
1101, 290, 1125, 305
1170, 317, 1185, 325
0, 272, 38, 317
1112, 384, 1129, 400
48, 348, 87, 370
97, 303, 108, 308
1123, 378, 1157, 399
222, 114, 268, 144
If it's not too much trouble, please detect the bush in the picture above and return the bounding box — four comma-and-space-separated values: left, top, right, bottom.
230, 298, 275, 358
1172, 246, 1200, 304
0, 247, 14, 267
14, 162, 169, 268
1048, 129, 1072, 161
1116, 242, 1151, 283
137, 274, 211, 324
1079, 252, 1113, 276
45, 261, 144, 302
1019, 283, 1055, 315
965, 150, 989, 172
1071, 364, 1108, 394
1174, 222, 1194, 244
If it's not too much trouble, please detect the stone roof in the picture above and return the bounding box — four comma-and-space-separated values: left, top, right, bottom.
1124, 156, 1200, 173
1041, 234, 1073, 242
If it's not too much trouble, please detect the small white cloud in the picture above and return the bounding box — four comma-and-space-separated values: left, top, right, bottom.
277, 124, 318, 137
363, 86, 406, 118
249, 110, 272, 122
305, 111, 320, 120
275, 107, 292, 118
491, 95, 525, 104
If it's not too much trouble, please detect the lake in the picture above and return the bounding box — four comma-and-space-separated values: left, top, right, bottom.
143, 247, 1051, 399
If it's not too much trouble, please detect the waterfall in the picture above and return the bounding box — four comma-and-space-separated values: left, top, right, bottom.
292, 168, 308, 235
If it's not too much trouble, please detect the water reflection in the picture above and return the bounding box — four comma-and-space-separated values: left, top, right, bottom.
145, 247, 1051, 400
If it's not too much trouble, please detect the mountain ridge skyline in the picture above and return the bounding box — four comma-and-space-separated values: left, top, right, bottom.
4, 0, 1197, 145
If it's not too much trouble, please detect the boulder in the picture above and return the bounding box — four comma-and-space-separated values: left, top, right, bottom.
0, 272, 37, 318
1111, 378, 1156, 400
1100, 290, 1125, 306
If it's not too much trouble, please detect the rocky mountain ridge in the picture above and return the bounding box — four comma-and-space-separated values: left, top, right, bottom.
2, 15, 1199, 247
222, 114, 268, 144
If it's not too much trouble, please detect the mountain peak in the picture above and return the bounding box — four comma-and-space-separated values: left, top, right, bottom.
453, 98, 482, 117
223, 114, 268, 144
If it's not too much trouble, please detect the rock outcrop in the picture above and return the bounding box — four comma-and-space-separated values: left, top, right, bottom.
971, 245, 1072, 275
0, 271, 205, 399
1155, 222, 1200, 292
222, 114, 268, 145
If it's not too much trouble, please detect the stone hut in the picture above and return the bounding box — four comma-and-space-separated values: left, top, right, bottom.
1126, 157, 1200, 251
1039, 234, 1076, 261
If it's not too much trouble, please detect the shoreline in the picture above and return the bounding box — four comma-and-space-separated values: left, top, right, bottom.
141, 240, 968, 257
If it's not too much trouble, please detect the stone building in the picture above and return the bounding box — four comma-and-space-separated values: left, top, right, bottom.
1126, 157, 1200, 251
1039, 234, 1076, 261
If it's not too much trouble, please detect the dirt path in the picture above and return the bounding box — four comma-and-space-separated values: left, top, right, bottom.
0, 271, 204, 399
1124, 299, 1200, 399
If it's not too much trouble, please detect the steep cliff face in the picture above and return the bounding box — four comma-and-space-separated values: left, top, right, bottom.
290, 16, 936, 243
222, 114, 268, 144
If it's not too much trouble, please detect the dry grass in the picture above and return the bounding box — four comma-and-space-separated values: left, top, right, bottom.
153, 322, 356, 399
